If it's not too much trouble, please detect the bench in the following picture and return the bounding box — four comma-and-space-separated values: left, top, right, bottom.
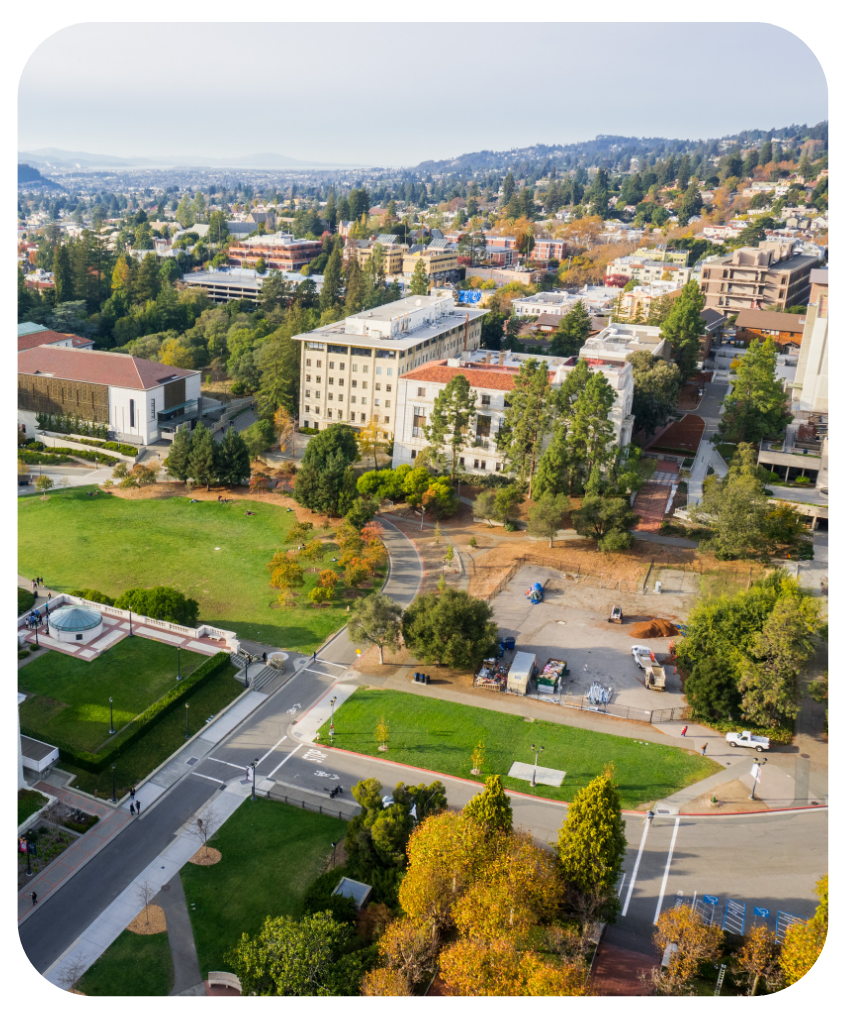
207, 972, 242, 993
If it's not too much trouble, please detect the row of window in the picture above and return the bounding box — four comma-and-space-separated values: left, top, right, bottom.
303, 411, 391, 426
409, 450, 502, 472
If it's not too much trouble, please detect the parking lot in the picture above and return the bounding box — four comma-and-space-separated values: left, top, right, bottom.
491, 565, 700, 713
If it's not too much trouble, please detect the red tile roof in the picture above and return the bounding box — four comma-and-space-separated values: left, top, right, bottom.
18, 346, 197, 390
402, 361, 554, 391
17, 329, 94, 352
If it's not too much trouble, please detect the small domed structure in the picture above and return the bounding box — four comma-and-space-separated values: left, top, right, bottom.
48, 605, 104, 644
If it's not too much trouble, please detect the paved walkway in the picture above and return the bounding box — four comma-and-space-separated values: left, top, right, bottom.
153, 875, 203, 995
686, 381, 729, 505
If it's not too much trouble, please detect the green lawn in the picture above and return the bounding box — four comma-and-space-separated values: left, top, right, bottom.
77, 929, 173, 996
18, 788, 48, 826
318, 689, 720, 810
69, 666, 244, 798
18, 638, 206, 753
19, 486, 383, 651
181, 797, 347, 975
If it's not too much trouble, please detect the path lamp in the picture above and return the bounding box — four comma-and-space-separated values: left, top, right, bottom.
330, 697, 337, 744
185, 703, 190, 740
109, 696, 115, 735
128, 605, 134, 637
111, 761, 117, 803
749, 757, 767, 801
331, 840, 339, 867
176, 648, 182, 682
530, 744, 544, 787
251, 757, 259, 802
25, 838, 35, 876
244, 653, 252, 689
420, 505, 425, 532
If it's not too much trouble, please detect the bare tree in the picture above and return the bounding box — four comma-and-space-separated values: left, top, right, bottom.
136, 880, 156, 927
58, 957, 88, 993
187, 803, 221, 862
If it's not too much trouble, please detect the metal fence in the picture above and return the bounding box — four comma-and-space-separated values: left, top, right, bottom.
480, 555, 645, 602
526, 693, 692, 726
266, 787, 358, 821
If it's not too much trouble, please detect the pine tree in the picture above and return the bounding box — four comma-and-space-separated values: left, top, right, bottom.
497, 359, 553, 499
501, 170, 515, 206
660, 279, 706, 380
216, 426, 251, 487
319, 246, 343, 311
52, 244, 74, 304
677, 181, 704, 227
533, 426, 570, 499
324, 192, 337, 232
423, 375, 478, 481
188, 422, 217, 490
409, 258, 429, 296
164, 428, 193, 482
344, 259, 366, 315
565, 371, 617, 489
463, 775, 513, 832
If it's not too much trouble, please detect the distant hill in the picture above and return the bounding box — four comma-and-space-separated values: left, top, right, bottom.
18, 148, 354, 170
18, 163, 58, 187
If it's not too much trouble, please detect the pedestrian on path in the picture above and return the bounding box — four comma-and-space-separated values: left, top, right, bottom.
130, 803, 135, 817
135, 799, 141, 815
30, 891, 38, 906
313, 651, 317, 662
700, 744, 708, 756
681, 725, 688, 737
130, 787, 136, 802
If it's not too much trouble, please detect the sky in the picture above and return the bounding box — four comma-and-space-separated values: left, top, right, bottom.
18, 22, 827, 168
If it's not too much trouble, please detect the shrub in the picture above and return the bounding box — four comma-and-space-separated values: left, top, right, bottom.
301, 867, 358, 924
794, 476, 811, 486
18, 588, 35, 614
18, 649, 31, 660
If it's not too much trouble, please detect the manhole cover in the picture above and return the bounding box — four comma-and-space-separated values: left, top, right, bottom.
800, 753, 811, 759
186, 757, 198, 765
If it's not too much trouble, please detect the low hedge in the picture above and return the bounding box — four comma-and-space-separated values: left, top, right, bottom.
20, 451, 72, 465
65, 436, 139, 456
50, 446, 120, 466
22, 650, 232, 771
64, 814, 100, 834
18, 587, 35, 614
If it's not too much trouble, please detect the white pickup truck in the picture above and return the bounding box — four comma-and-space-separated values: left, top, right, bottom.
726, 731, 770, 752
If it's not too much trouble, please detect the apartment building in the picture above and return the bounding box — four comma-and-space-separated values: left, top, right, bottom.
18, 347, 200, 445
402, 244, 459, 284
606, 255, 693, 287
734, 309, 806, 348
392, 349, 634, 476
630, 246, 689, 266
532, 238, 567, 261
294, 293, 487, 436
227, 232, 323, 272
511, 291, 574, 317
790, 269, 828, 413
617, 282, 683, 320
356, 234, 408, 276
699, 241, 818, 312
18, 322, 95, 353
182, 267, 324, 305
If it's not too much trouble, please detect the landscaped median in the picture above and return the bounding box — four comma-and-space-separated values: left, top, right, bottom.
316, 688, 720, 810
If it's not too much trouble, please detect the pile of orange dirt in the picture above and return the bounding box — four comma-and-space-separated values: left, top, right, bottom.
629, 618, 679, 639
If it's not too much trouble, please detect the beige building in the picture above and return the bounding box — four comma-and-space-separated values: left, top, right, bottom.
698, 241, 818, 312
402, 245, 459, 284
356, 236, 408, 276
618, 283, 683, 320
294, 293, 487, 437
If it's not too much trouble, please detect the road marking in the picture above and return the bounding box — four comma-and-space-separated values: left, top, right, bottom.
268, 743, 302, 778
206, 757, 245, 770
191, 772, 225, 784
256, 734, 288, 767
303, 667, 342, 679
304, 749, 326, 762
654, 817, 681, 924
622, 821, 650, 916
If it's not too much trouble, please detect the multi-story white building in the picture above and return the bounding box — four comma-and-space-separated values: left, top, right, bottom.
579, 323, 672, 368
606, 255, 693, 287
293, 293, 488, 437
392, 349, 634, 476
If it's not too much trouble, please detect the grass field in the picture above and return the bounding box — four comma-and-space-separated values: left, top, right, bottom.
18, 638, 206, 753
19, 486, 383, 651
317, 688, 720, 809
181, 797, 347, 975
76, 929, 173, 996
69, 666, 243, 798
18, 789, 48, 826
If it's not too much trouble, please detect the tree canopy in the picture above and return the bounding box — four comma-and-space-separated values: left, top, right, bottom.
401, 589, 498, 669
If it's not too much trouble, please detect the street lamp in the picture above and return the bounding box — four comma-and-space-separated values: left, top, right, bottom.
251, 757, 259, 802
185, 703, 190, 740
111, 761, 117, 803
530, 744, 544, 787
330, 697, 337, 744
331, 840, 338, 867
109, 696, 115, 735
244, 653, 252, 688
176, 647, 182, 682
749, 757, 767, 801
128, 605, 134, 637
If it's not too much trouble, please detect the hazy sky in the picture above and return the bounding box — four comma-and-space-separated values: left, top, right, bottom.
19, 22, 827, 167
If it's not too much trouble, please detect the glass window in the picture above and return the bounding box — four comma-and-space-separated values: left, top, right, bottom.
361, 397, 367, 405
315, 391, 321, 398
352, 364, 358, 372
351, 379, 357, 388
362, 382, 368, 390
375, 383, 381, 390
376, 366, 382, 375
306, 358, 312, 367
329, 362, 334, 370
387, 368, 393, 376
384, 417, 390, 424
351, 396, 356, 404
305, 389, 311, 397
316, 376, 322, 383
360, 413, 366, 422
417, 387, 426, 397
411, 449, 417, 459
338, 378, 344, 386
386, 384, 392, 393
339, 363, 345, 370
362, 365, 368, 373
412, 406, 426, 437
385, 400, 391, 408
374, 398, 380, 406
481, 394, 491, 406
316, 360, 322, 367
328, 377, 334, 385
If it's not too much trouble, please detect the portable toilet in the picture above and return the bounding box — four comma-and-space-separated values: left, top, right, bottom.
507, 651, 537, 695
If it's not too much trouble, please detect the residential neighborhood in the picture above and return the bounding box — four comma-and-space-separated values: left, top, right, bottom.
15, 21, 828, 1002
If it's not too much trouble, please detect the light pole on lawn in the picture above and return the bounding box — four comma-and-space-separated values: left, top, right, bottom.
330, 697, 337, 744
244, 653, 252, 688
111, 761, 117, 803
128, 605, 134, 637
185, 703, 190, 740
749, 757, 767, 801
109, 696, 115, 735
530, 743, 544, 787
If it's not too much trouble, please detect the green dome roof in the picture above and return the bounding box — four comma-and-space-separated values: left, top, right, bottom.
50, 605, 103, 631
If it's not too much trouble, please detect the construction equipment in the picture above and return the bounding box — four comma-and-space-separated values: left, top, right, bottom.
609, 605, 623, 624
644, 663, 667, 691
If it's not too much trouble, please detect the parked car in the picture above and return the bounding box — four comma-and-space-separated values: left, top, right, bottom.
725, 731, 770, 752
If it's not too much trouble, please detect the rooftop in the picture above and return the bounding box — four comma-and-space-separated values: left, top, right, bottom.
17, 329, 93, 353
734, 309, 806, 333
18, 347, 198, 390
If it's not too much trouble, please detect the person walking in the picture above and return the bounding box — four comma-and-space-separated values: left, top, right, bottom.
681, 725, 688, 737
130, 787, 136, 802
700, 744, 708, 757
30, 891, 38, 906
129, 803, 135, 817
135, 799, 141, 815
313, 651, 317, 662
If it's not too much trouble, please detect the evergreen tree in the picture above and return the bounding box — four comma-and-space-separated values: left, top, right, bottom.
216, 426, 251, 487
565, 371, 617, 490
294, 451, 357, 516
337, 196, 351, 222
532, 426, 570, 499
164, 427, 193, 482
550, 299, 592, 356
719, 339, 793, 444
677, 154, 691, 192
557, 769, 627, 924
659, 279, 706, 380
677, 181, 704, 227
188, 422, 217, 489
319, 246, 343, 311
344, 259, 366, 315
501, 170, 515, 206
52, 244, 74, 304
423, 375, 478, 481
409, 258, 429, 296
324, 191, 337, 232
463, 775, 513, 832
626, 350, 683, 438
586, 168, 609, 219
497, 359, 553, 499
